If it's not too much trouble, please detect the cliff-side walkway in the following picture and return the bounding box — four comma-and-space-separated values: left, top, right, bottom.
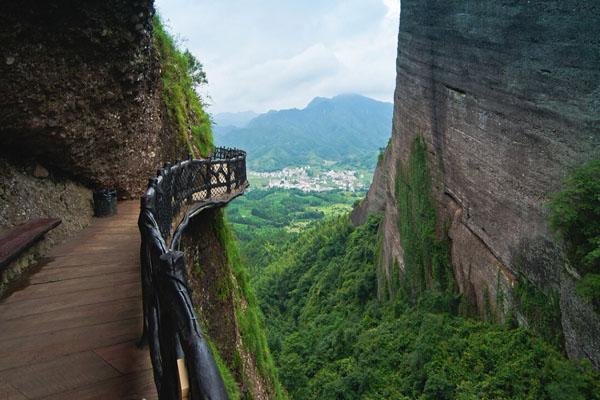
0, 201, 157, 400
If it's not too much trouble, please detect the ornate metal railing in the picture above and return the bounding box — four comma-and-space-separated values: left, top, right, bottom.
138, 147, 247, 400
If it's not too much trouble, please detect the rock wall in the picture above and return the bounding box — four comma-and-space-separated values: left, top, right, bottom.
355, 0, 600, 366
0, 0, 182, 197
0, 157, 93, 296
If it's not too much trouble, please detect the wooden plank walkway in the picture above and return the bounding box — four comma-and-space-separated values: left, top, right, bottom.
0, 201, 157, 400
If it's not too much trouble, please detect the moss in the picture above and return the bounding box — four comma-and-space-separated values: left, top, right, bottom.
395, 136, 455, 309
205, 335, 242, 400
548, 159, 600, 274
153, 15, 213, 157
213, 210, 288, 399
483, 287, 495, 323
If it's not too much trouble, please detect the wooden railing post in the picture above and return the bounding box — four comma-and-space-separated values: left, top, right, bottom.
206, 159, 212, 199
226, 160, 231, 193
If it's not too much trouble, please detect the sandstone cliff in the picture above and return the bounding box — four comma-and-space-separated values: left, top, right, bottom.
354, 0, 600, 367
0, 0, 181, 197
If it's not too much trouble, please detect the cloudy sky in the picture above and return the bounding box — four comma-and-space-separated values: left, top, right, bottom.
155, 0, 400, 113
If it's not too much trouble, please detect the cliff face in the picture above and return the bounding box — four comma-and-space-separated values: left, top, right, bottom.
182, 209, 283, 400
0, 0, 181, 197
355, 0, 600, 366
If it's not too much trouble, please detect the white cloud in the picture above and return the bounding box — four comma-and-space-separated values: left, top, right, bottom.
383, 0, 401, 21
155, 0, 400, 113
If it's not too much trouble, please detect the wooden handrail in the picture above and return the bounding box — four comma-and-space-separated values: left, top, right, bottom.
138, 147, 248, 400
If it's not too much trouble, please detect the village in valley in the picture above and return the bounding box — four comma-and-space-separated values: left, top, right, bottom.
248, 166, 370, 192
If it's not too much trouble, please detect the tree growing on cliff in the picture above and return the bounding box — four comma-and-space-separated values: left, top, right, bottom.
184, 49, 208, 88
549, 159, 600, 312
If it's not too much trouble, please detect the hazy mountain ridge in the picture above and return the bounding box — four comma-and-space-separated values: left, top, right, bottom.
213, 110, 258, 128
215, 94, 393, 171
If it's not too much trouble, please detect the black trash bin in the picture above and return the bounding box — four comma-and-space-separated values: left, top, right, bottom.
93, 188, 117, 217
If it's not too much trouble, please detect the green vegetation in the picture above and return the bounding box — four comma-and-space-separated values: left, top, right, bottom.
213, 211, 287, 399
512, 278, 564, 349
205, 335, 241, 400
153, 15, 213, 156
251, 139, 600, 399
254, 215, 600, 399
216, 94, 393, 171
576, 273, 600, 314
549, 159, 600, 274
227, 188, 364, 275
548, 159, 600, 313
395, 136, 455, 304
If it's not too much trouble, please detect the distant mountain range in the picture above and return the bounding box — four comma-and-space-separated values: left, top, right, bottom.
213, 111, 258, 129
213, 94, 393, 171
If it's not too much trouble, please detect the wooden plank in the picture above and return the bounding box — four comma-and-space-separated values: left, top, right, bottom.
0, 201, 153, 398
42, 252, 139, 267
0, 297, 141, 342
0, 352, 120, 399
3, 270, 139, 303
49, 240, 139, 256
177, 358, 190, 400
0, 377, 26, 400
41, 253, 139, 268
0, 318, 142, 372
0, 218, 61, 269
94, 341, 152, 375
0, 281, 140, 321
25, 262, 136, 282
39, 369, 157, 400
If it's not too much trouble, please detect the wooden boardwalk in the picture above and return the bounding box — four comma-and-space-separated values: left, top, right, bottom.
0, 201, 157, 399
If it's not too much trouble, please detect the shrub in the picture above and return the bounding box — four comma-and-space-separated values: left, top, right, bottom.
548, 159, 600, 274
548, 159, 600, 313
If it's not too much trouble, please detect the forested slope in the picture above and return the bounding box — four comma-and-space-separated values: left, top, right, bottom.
254, 213, 600, 399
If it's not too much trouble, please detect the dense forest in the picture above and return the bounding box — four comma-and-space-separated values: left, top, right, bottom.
252, 214, 599, 399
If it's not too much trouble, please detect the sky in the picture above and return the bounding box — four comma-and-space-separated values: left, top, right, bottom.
154, 0, 400, 114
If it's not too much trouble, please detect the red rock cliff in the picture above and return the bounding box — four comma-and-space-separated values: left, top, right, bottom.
354, 0, 600, 367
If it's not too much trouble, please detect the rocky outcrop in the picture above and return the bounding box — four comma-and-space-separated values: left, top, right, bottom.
0, 0, 182, 197
355, 0, 600, 366
0, 157, 93, 296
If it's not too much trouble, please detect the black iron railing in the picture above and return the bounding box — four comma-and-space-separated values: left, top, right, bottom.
138, 147, 247, 400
